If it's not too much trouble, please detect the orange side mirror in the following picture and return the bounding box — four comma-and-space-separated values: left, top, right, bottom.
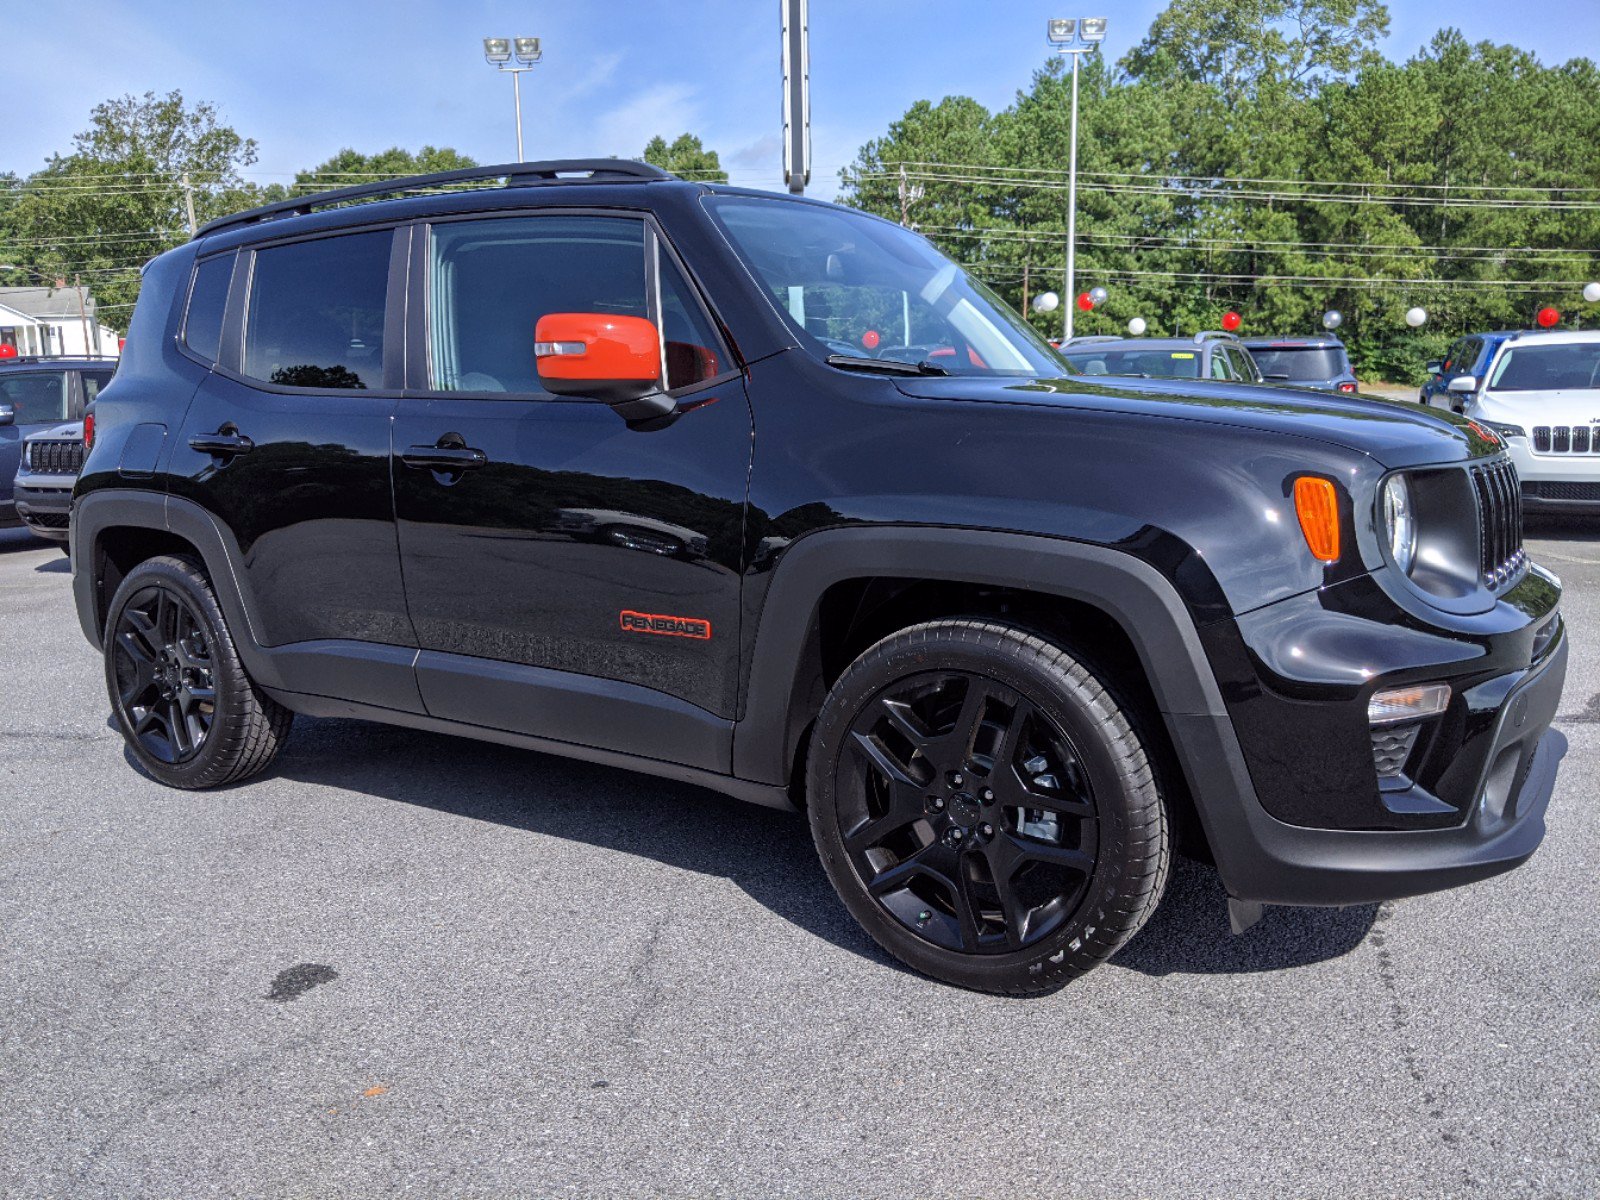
535, 313, 665, 413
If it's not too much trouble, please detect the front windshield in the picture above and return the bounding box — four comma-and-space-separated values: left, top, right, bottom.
1488, 342, 1600, 391
705, 196, 1065, 378
1060, 347, 1201, 379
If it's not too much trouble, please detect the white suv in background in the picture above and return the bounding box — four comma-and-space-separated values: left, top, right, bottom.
1447, 329, 1600, 512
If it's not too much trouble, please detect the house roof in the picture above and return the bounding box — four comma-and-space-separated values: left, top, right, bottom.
0, 286, 94, 319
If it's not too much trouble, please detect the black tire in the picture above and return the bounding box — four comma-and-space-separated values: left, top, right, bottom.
103, 554, 291, 788
807, 619, 1169, 995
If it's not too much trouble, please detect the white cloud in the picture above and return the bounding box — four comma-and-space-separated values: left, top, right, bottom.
584, 84, 702, 160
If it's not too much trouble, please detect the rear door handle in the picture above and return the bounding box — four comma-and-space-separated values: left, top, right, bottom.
188, 430, 254, 457
400, 444, 487, 471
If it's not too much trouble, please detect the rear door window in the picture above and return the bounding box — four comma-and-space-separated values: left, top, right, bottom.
81, 371, 115, 404
0, 371, 70, 424
243, 231, 390, 390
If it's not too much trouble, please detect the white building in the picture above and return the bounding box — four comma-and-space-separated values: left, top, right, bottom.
0, 285, 120, 358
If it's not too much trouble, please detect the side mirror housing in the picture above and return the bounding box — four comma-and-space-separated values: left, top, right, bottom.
535, 313, 673, 420
1425, 360, 1442, 376
0, 403, 12, 427
1447, 375, 1478, 395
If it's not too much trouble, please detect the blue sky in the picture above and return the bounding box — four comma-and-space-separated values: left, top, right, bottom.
4, 0, 1598, 195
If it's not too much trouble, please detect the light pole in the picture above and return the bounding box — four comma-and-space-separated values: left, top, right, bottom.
483, 37, 542, 161
1046, 16, 1107, 340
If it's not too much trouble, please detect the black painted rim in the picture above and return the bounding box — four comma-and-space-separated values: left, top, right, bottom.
836, 670, 1099, 956
110, 584, 217, 765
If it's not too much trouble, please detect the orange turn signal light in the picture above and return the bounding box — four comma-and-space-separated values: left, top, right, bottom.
1292, 476, 1341, 563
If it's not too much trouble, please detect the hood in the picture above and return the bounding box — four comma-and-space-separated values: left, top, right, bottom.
1474, 388, 1600, 427
893, 374, 1497, 469
23, 420, 84, 442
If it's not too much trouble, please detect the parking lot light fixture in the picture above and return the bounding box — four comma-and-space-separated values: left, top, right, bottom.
1047, 16, 1109, 339
482, 36, 541, 161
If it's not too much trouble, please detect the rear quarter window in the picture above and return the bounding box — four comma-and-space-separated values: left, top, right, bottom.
183, 254, 235, 363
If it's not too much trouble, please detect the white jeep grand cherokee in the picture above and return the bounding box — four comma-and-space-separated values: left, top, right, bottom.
1448, 329, 1600, 512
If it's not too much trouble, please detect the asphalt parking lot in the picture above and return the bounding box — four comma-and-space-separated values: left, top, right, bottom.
1, 523, 1596, 1199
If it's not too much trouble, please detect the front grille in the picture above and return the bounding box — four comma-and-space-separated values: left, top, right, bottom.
1523, 480, 1600, 502
23, 439, 86, 475
1371, 725, 1420, 778
1531, 425, 1600, 454
1469, 458, 1525, 588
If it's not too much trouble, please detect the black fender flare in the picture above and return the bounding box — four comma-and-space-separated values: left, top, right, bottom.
731, 526, 1231, 786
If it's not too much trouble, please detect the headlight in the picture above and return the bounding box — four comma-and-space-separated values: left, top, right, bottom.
1477, 419, 1526, 440
1382, 474, 1417, 572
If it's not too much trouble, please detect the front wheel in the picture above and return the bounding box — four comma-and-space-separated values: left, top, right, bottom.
104, 555, 292, 788
807, 619, 1169, 995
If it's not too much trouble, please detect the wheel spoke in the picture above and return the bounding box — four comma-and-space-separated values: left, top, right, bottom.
121, 610, 160, 661
118, 658, 158, 708
1010, 834, 1095, 876
849, 730, 920, 789
951, 867, 984, 952
844, 804, 923, 855
878, 696, 931, 751
164, 698, 191, 757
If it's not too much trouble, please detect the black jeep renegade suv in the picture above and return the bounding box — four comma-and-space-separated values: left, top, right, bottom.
71, 160, 1567, 994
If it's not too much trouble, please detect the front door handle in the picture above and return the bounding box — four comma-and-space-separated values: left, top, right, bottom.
400, 441, 487, 472
189, 429, 254, 457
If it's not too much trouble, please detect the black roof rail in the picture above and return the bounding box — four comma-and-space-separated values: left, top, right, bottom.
196, 158, 676, 238
1, 353, 120, 364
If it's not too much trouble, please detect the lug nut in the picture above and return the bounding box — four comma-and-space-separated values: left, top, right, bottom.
948, 771, 964, 788
948, 827, 964, 842
980, 788, 994, 804
926, 795, 945, 813
980, 823, 994, 838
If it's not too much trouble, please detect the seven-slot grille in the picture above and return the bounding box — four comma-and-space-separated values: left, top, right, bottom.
1531, 425, 1600, 454
23, 439, 86, 475
1470, 458, 1525, 588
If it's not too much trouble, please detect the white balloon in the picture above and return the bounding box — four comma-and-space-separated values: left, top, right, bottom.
1127, 317, 1147, 336
1405, 306, 1428, 328
1032, 291, 1060, 313
1089, 286, 1109, 305
1584, 282, 1600, 304
1322, 309, 1343, 330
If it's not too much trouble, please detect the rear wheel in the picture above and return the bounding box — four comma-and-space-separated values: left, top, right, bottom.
104, 555, 291, 788
807, 619, 1169, 995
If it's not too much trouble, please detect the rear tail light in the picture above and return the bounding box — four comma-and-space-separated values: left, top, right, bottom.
83, 412, 95, 448
1292, 475, 1341, 563
1337, 382, 1357, 394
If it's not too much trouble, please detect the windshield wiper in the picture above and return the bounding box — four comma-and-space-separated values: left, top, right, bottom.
825, 354, 949, 377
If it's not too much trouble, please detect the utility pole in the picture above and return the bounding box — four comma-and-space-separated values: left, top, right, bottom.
180, 172, 198, 238
482, 38, 542, 162
73, 274, 91, 355
896, 165, 922, 228
781, 0, 810, 195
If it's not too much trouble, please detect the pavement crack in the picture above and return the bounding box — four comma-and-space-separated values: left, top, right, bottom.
1370, 903, 1458, 1147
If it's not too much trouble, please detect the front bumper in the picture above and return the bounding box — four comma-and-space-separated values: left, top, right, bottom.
1505, 436, 1600, 510
1175, 625, 1566, 906
14, 478, 74, 542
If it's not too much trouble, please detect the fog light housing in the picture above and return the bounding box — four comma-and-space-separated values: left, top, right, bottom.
1368, 682, 1450, 726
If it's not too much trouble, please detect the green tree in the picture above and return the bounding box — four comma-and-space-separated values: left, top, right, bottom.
288, 145, 478, 195
641, 134, 727, 182
0, 91, 260, 328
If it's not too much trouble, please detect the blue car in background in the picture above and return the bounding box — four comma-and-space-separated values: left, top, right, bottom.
1419, 331, 1518, 410
1239, 336, 1359, 392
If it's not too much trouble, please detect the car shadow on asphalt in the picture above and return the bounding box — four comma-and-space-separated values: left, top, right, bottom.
228, 715, 1377, 982
33, 555, 70, 574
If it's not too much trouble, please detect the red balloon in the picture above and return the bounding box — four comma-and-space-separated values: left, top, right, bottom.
1076, 292, 1094, 312
1536, 306, 1560, 328
0, 344, 16, 359
1221, 311, 1242, 332
861, 329, 880, 350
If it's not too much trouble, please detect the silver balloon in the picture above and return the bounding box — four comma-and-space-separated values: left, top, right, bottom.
1322, 310, 1343, 330
1089, 286, 1109, 305
1584, 282, 1600, 304
1405, 307, 1428, 328
1127, 317, 1147, 336
1031, 291, 1060, 314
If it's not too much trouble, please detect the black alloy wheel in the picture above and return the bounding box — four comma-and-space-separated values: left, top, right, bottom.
103, 555, 292, 788
838, 670, 1097, 955
111, 583, 217, 764
808, 619, 1169, 994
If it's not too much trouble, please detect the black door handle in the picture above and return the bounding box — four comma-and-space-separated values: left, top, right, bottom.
400, 444, 487, 471
189, 430, 254, 457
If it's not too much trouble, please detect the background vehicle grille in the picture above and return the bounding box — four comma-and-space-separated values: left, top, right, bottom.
24, 439, 86, 475
1531, 425, 1600, 454
24, 511, 70, 530
1469, 458, 1524, 588
1523, 480, 1600, 502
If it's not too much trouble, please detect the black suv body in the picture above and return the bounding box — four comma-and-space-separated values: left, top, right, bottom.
71, 162, 1567, 993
